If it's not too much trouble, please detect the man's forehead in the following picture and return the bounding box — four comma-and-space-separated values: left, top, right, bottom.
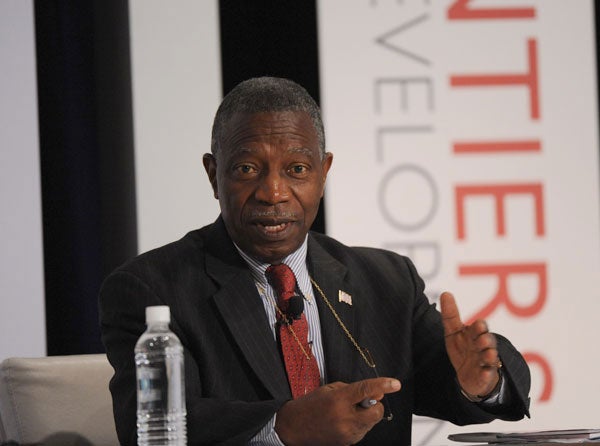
224, 110, 314, 131
219, 111, 319, 154
230, 145, 315, 156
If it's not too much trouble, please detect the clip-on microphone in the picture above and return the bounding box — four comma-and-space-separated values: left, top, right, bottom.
286, 295, 304, 322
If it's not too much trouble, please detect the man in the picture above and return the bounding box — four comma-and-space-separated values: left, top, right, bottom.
100, 77, 530, 445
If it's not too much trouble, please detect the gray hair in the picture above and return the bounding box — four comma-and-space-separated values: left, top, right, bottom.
210, 77, 326, 158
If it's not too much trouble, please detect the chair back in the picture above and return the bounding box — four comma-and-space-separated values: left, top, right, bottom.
0, 354, 118, 445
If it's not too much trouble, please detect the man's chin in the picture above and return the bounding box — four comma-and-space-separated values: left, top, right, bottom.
242, 240, 302, 264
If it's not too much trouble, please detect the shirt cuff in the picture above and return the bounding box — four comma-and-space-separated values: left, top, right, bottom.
460, 368, 508, 406
248, 413, 285, 446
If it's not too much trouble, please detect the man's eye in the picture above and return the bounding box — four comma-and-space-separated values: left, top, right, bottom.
289, 165, 309, 175
234, 164, 256, 175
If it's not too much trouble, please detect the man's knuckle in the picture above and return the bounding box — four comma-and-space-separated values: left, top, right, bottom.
356, 380, 372, 397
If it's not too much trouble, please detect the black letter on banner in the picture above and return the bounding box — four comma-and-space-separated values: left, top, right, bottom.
378, 164, 438, 231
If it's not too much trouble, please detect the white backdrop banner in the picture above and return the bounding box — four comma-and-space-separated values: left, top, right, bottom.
0, 0, 46, 359
129, 0, 222, 253
318, 0, 600, 442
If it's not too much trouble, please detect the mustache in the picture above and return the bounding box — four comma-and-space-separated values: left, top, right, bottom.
248, 210, 297, 220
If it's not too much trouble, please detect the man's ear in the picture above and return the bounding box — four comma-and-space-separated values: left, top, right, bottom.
320, 152, 334, 195
322, 152, 333, 180
202, 153, 219, 199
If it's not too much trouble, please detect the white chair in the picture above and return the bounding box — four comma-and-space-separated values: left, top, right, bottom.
0, 354, 119, 445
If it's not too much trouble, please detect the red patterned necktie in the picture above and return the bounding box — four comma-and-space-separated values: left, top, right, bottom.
266, 263, 320, 398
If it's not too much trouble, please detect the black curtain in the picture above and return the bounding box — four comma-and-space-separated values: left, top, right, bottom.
35, 0, 137, 355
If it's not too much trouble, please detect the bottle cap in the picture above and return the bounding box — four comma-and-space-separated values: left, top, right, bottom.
145, 305, 171, 324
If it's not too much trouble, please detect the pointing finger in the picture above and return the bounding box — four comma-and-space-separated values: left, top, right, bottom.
350, 377, 401, 405
440, 292, 465, 337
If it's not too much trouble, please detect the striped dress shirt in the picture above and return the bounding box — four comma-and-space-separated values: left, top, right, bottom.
235, 237, 325, 445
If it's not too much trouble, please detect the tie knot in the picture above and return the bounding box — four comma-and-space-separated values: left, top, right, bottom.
266, 264, 297, 303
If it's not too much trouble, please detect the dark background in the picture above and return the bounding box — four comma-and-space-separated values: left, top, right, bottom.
34, 0, 600, 355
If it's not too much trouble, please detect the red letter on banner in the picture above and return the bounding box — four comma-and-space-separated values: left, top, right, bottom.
523, 352, 553, 401
453, 140, 541, 154
459, 262, 547, 323
455, 183, 545, 240
448, 0, 535, 20
450, 39, 539, 119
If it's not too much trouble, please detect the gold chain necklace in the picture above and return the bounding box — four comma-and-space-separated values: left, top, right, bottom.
258, 278, 377, 368
310, 278, 376, 369
262, 276, 392, 419
271, 295, 312, 361
311, 277, 394, 421
257, 283, 312, 361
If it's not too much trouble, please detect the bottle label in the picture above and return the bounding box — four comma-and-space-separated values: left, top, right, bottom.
137, 367, 163, 403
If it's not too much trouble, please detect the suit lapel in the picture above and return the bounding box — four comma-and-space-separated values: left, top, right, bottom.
307, 236, 358, 383
204, 220, 291, 400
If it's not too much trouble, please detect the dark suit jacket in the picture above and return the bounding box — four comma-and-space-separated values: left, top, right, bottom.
99, 217, 530, 445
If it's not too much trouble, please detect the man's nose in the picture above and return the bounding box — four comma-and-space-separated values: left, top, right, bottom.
254, 170, 289, 204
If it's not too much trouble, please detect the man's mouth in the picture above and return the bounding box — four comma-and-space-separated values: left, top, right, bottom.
260, 222, 290, 233
248, 211, 297, 238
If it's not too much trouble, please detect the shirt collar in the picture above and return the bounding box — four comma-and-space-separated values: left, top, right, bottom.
234, 236, 309, 288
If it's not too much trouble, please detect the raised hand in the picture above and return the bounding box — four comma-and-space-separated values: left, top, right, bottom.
440, 291, 501, 399
275, 377, 401, 446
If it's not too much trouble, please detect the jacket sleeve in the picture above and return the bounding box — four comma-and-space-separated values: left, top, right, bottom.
404, 257, 531, 424
99, 269, 286, 446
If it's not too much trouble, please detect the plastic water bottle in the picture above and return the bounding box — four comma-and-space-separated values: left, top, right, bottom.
135, 305, 187, 445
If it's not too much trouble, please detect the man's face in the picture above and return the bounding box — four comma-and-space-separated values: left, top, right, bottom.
204, 111, 333, 264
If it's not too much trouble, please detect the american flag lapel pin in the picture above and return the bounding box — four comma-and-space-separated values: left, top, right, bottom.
338, 290, 352, 306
